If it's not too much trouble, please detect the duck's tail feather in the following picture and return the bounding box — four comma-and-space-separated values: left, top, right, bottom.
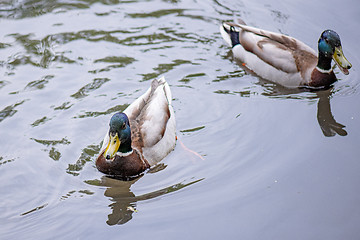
220, 21, 243, 48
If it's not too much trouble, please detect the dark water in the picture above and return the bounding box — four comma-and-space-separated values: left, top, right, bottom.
1, 0, 360, 239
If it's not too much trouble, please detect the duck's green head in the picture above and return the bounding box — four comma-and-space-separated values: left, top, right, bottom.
104, 112, 132, 160
318, 30, 352, 74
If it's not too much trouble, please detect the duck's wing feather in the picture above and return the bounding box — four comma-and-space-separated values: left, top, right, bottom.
124, 77, 174, 154
223, 22, 317, 76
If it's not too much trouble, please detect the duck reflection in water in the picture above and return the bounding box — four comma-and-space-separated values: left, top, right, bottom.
86, 171, 203, 226
97, 176, 139, 225
316, 88, 347, 137
263, 83, 347, 137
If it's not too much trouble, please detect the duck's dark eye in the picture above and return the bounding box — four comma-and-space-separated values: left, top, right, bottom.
122, 123, 126, 129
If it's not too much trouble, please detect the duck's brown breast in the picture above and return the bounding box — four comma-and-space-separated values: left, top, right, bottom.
96, 149, 150, 177
309, 68, 337, 88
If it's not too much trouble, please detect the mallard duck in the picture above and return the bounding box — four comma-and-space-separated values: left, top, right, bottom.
96, 76, 176, 177
220, 19, 352, 88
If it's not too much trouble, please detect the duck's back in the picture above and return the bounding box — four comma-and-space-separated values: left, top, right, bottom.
124, 77, 176, 166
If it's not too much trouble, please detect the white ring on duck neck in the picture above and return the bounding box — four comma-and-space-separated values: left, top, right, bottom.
116, 150, 133, 157
316, 66, 333, 74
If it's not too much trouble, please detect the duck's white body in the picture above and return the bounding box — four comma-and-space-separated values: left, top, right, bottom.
220, 21, 318, 88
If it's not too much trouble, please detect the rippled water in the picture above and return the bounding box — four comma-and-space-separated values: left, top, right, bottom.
1, 0, 360, 239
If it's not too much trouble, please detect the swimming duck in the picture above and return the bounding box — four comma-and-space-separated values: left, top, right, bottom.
96, 76, 176, 177
220, 19, 352, 88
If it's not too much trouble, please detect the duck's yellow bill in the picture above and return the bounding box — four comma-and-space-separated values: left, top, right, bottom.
104, 133, 120, 160
333, 46, 352, 75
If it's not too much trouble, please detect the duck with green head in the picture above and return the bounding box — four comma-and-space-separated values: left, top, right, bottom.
96, 77, 176, 178
220, 19, 352, 88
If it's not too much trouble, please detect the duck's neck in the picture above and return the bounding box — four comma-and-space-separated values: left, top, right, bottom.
317, 53, 333, 73
118, 137, 132, 154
